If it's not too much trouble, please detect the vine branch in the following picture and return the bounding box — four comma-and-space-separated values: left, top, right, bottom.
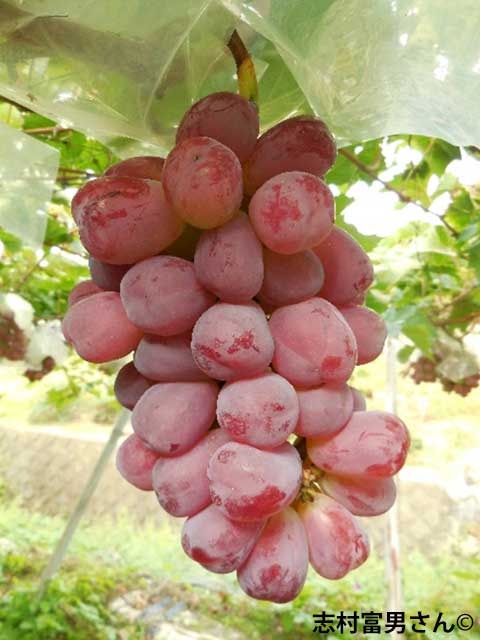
339, 148, 459, 237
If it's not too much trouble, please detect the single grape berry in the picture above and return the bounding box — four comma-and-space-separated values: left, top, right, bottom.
243, 115, 336, 195
249, 171, 334, 254
313, 227, 374, 306
307, 410, 410, 479
298, 493, 370, 580
207, 441, 302, 522
120, 256, 215, 336
114, 361, 153, 410
176, 92, 259, 163
216, 372, 299, 449
72, 176, 184, 264
194, 212, 264, 303
116, 434, 161, 491
62, 292, 143, 363
162, 136, 243, 229
191, 302, 274, 381
257, 248, 324, 308
269, 297, 357, 387
104, 156, 165, 181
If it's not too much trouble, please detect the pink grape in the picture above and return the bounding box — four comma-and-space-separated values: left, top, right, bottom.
104, 156, 165, 181
257, 248, 324, 308
88, 256, 130, 292
163, 225, 202, 261
350, 386, 367, 411
321, 474, 396, 517
298, 493, 370, 579
243, 116, 336, 195
176, 92, 259, 163
216, 372, 299, 449
181, 504, 264, 574
207, 441, 302, 522
191, 302, 274, 381
134, 333, 206, 382
131, 381, 218, 456
339, 306, 387, 365
313, 227, 374, 306
114, 361, 153, 410
194, 212, 264, 303
162, 136, 243, 229
68, 280, 103, 307
294, 383, 353, 439
115, 433, 160, 491
269, 298, 357, 387
62, 292, 142, 363
152, 428, 230, 517
249, 171, 334, 254
120, 256, 215, 336
237, 507, 308, 603
307, 410, 410, 479
72, 176, 184, 264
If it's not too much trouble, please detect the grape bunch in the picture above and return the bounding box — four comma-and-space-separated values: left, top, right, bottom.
63, 91, 410, 604
410, 355, 480, 396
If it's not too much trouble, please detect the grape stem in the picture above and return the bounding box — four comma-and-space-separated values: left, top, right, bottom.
293, 435, 307, 459
227, 29, 259, 107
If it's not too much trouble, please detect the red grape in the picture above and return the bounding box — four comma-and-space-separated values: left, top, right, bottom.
243, 116, 336, 195
114, 361, 153, 410
257, 249, 324, 308
152, 428, 230, 517
216, 372, 299, 449
321, 474, 396, 517
134, 333, 206, 382
249, 171, 334, 254
131, 381, 218, 456
350, 386, 367, 411
72, 176, 184, 264
339, 306, 387, 365
269, 297, 357, 387
162, 137, 243, 229
115, 433, 160, 491
176, 92, 259, 163
88, 256, 130, 292
181, 504, 264, 574
194, 212, 264, 302
120, 256, 215, 336
294, 383, 353, 439
237, 507, 308, 603
307, 410, 410, 479
207, 441, 302, 522
104, 156, 165, 181
313, 227, 374, 306
163, 224, 202, 261
298, 493, 370, 579
62, 292, 143, 363
68, 280, 103, 306
191, 302, 274, 381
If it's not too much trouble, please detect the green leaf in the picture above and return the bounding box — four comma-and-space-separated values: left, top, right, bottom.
0, 228, 23, 253
427, 139, 461, 175
397, 344, 415, 363
326, 152, 359, 186
467, 243, 480, 282
402, 312, 438, 356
